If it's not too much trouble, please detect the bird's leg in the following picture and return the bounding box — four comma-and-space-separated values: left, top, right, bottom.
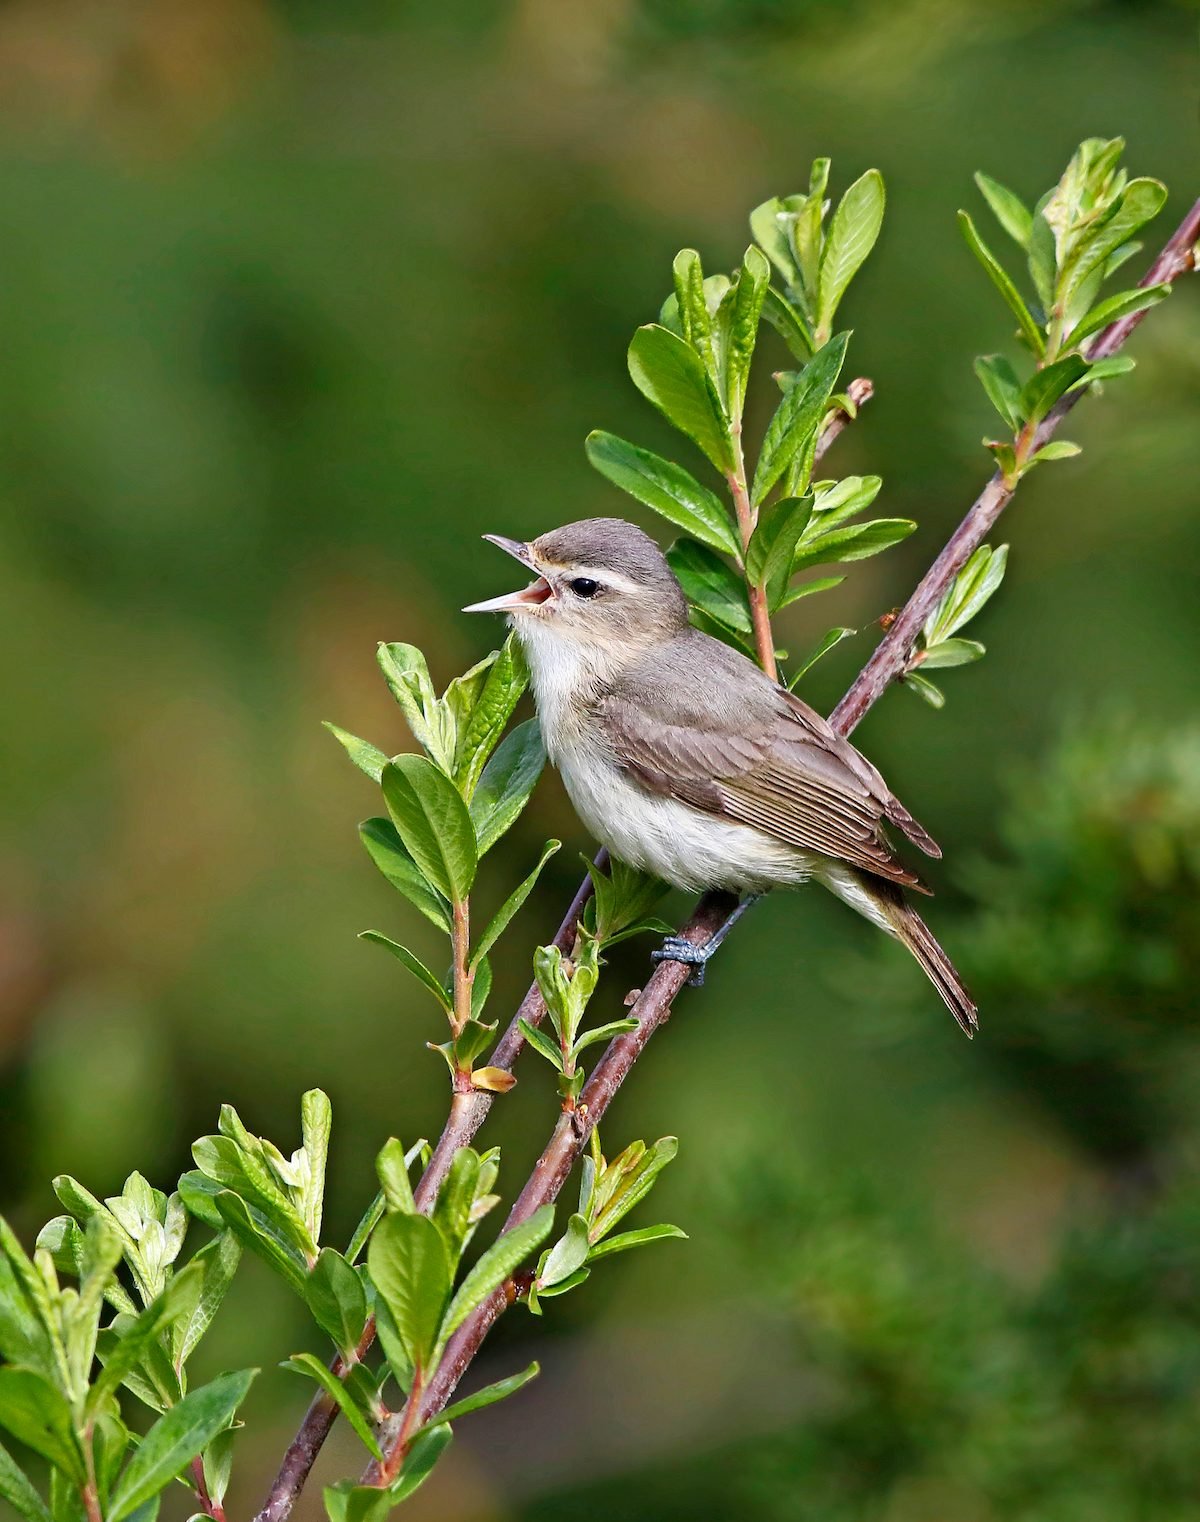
651, 894, 763, 987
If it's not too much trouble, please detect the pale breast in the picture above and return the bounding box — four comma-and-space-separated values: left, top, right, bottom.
555, 732, 813, 894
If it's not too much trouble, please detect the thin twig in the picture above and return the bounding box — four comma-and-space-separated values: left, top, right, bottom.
366, 198, 1200, 1470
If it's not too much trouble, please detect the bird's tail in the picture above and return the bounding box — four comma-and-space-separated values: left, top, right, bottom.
817, 865, 979, 1037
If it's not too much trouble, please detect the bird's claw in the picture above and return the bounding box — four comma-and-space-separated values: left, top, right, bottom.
651, 935, 711, 987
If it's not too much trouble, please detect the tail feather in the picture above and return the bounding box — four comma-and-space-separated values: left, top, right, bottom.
887, 896, 978, 1036
818, 864, 978, 1036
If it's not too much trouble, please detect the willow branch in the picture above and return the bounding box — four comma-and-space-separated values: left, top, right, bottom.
369, 198, 1199, 1465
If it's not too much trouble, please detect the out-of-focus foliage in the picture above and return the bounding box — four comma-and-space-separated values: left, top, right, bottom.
0, 0, 1197, 1517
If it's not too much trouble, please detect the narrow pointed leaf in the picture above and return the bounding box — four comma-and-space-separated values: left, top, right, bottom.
108, 1370, 256, 1522
959, 211, 1045, 355
792, 518, 915, 571
441, 1206, 555, 1343
281, 1355, 382, 1459
436, 1362, 540, 1425
974, 172, 1032, 248
1019, 354, 1090, 424
471, 841, 561, 971
517, 1018, 564, 1070
0, 1439, 51, 1522
788, 627, 857, 686
453, 636, 529, 798
751, 333, 848, 505
540, 1214, 590, 1288
724, 246, 770, 419
666, 539, 753, 633
0, 1370, 83, 1482
306, 1249, 367, 1357
360, 933, 452, 1012
359, 819, 451, 933
389, 1424, 452, 1503
817, 169, 885, 332
973, 355, 1024, 430
324, 725, 389, 783
469, 719, 545, 856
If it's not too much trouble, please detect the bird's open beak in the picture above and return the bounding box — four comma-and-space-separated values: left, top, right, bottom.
462, 534, 554, 613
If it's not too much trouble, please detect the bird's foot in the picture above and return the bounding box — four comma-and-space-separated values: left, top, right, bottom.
651, 894, 764, 987
651, 936, 712, 987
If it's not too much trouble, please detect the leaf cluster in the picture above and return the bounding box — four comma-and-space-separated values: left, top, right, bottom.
963, 138, 1170, 483
588, 160, 909, 689
0, 1174, 251, 1522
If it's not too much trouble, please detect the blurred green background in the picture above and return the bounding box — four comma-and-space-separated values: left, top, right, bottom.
1, 0, 1198, 1517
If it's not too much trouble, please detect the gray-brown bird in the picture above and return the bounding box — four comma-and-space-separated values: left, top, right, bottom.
465, 516, 977, 1034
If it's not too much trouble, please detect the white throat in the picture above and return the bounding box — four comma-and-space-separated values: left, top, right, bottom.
513, 619, 616, 763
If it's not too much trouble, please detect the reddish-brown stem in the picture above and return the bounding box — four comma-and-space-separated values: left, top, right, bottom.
191, 1455, 227, 1522
449, 899, 473, 1040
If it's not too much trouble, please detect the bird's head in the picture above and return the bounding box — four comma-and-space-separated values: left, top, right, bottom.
464, 517, 688, 667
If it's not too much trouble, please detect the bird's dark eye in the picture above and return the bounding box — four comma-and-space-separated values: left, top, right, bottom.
570, 577, 600, 598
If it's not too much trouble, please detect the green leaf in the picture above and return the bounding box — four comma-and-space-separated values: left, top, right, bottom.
958, 211, 1045, 356
108, 1370, 256, 1522
973, 355, 1024, 431
441, 1206, 555, 1345
90, 1266, 196, 1411
572, 1018, 639, 1054
586, 1223, 688, 1261
173, 1233, 241, 1368
211, 1192, 309, 1295
923, 544, 1008, 645
345, 1193, 385, 1267
745, 496, 813, 588
375, 644, 447, 768
667, 539, 752, 633
724, 245, 770, 419
760, 286, 813, 361
774, 574, 845, 612
375, 1139, 416, 1216
590, 1137, 679, 1240
540, 1214, 590, 1288
671, 249, 715, 376
359, 819, 451, 934
903, 672, 946, 709
360, 934, 451, 1013
324, 724, 389, 784
469, 719, 545, 857
787, 627, 857, 687
918, 638, 986, 669
792, 518, 916, 571
1069, 178, 1167, 288
751, 333, 848, 505
0, 1369, 83, 1482
431, 1150, 481, 1263
517, 1018, 564, 1071
809, 474, 882, 529
306, 1249, 367, 1357
1018, 354, 1090, 424
1027, 440, 1082, 468
453, 636, 529, 798
389, 1423, 452, 1503
436, 1362, 540, 1425
817, 169, 884, 334
301, 1089, 331, 1246
281, 1355, 382, 1460
367, 1214, 451, 1372
748, 195, 796, 283
585, 432, 738, 556
1027, 206, 1056, 313
382, 755, 477, 905
974, 172, 1032, 248
323, 1480, 393, 1522
0, 1438, 51, 1522
627, 324, 733, 472
470, 841, 561, 971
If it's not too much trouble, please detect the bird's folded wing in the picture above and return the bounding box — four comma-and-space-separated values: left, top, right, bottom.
598, 692, 927, 889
